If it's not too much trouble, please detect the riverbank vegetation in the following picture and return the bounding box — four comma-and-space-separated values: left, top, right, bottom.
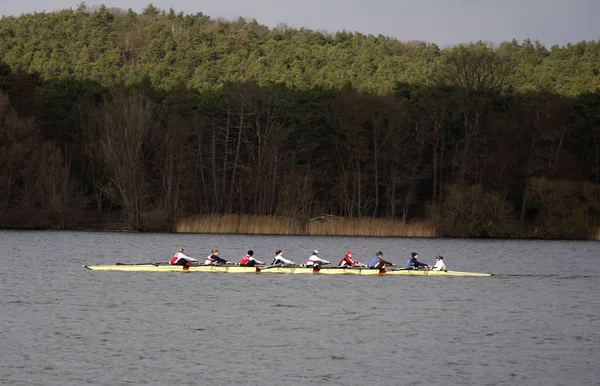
176, 214, 436, 237
1, 5, 599, 239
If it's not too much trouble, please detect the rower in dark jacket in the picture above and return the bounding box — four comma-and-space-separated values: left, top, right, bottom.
405, 252, 431, 269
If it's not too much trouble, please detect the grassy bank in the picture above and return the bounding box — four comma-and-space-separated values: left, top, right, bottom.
175, 214, 437, 237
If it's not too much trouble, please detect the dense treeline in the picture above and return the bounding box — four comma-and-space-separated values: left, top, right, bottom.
1, 5, 599, 238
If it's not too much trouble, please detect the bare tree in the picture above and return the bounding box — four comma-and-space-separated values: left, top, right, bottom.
326, 90, 371, 218
0, 91, 38, 215
74, 99, 107, 212
520, 93, 582, 224
96, 91, 155, 229
211, 87, 252, 213
248, 87, 297, 215
210, 83, 299, 216
33, 140, 86, 228
435, 43, 513, 185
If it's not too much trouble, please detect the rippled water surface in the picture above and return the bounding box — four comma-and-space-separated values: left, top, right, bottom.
1, 230, 599, 385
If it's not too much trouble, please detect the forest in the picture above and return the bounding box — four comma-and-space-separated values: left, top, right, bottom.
0, 4, 599, 239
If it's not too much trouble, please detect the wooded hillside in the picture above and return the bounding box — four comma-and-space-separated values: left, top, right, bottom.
1, 5, 599, 238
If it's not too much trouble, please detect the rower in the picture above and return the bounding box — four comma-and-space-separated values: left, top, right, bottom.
431, 255, 447, 271
170, 248, 199, 265
204, 249, 231, 265
368, 251, 395, 269
306, 250, 331, 268
239, 250, 265, 267
404, 252, 431, 269
338, 251, 366, 267
271, 250, 296, 265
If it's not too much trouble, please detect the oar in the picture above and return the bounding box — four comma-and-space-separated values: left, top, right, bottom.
370, 263, 399, 269
116, 262, 169, 266
256, 264, 275, 269
258, 263, 304, 271
183, 258, 237, 266
319, 265, 366, 269
258, 264, 285, 270
386, 266, 414, 271
349, 263, 368, 268
201, 262, 238, 266
316, 265, 351, 270
260, 264, 301, 271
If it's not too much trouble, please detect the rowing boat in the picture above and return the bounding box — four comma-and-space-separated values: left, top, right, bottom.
83, 264, 492, 276
83, 264, 255, 273
261, 266, 491, 276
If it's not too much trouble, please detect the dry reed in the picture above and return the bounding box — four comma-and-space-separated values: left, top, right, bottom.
306, 217, 436, 237
176, 214, 437, 237
176, 214, 302, 235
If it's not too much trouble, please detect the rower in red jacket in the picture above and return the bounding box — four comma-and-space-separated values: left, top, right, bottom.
239, 250, 264, 267
338, 251, 366, 267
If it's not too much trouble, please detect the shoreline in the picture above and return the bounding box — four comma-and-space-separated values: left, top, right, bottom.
1, 224, 596, 241
1, 211, 597, 240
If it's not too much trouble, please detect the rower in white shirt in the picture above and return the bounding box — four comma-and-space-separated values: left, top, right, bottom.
271, 249, 297, 265
431, 255, 447, 271
204, 249, 231, 265
306, 250, 331, 267
170, 248, 199, 265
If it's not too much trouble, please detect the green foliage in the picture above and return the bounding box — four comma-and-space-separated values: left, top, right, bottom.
0, 10, 597, 96
437, 184, 517, 238
525, 177, 590, 238
582, 181, 600, 213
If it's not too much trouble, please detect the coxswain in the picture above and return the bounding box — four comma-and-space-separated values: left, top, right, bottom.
239, 250, 264, 267
170, 248, 198, 265
306, 250, 331, 267
271, 250, 296, 265
338, 251, 366, 267
368, 251, 396, 269
431, 255, 447, 271
405, 252, 431, 269
204, 249, 231, 265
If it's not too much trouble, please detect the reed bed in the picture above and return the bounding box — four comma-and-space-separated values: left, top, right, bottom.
176, 214, 437, 237
593, 227, 600, 241
306, 217, 437, 237
176, 214, 302, 235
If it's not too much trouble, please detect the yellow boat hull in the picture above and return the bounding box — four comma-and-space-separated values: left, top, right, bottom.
260, 267, 491, 276
83, 264, 258, 273
84, 264, 492, 276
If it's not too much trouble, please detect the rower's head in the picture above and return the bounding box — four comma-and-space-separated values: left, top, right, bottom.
436, 255, 443, 260
346, 251, 353, 257
411, 252, 418, 259
275, 249, 282, 255
248, 250, 254, 256
179, 248, 184, 253
212, 249, 219, 254
376, 251, 383, 257
313, 250, 319, 255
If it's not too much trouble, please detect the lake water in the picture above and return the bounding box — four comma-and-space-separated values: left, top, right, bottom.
0, 230, 599, 385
